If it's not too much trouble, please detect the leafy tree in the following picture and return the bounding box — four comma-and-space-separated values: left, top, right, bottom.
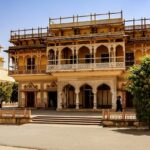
0, 82, 13, 103
11, 82, 18, 102
127, 55, 150, 129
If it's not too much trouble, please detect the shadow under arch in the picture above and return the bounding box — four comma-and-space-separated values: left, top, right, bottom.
62, 84, 76, 108
79, 84, 93, 108
97, 84, 112, 109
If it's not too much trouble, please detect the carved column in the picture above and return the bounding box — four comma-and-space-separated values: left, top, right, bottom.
57, 91, 62, 110
93, 87, 97, 110
57, 48, 61, 65
75, 88, 79, 110
111, 78, 117, 109
93, 92, 97, 109
123, 41, 126, 67
75, 46, 79, 64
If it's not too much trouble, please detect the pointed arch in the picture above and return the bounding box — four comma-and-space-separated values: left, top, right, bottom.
78, 46, 91, 63
96, 45, 109, 63
116, 45, 124, 62
62, 84, 75, 108
79, 84, 93, 108
97, 84, 112, 108
61, 47, 72, 64
48, 49, 55, 64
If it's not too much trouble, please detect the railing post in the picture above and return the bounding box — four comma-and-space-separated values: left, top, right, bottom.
13, 109, 15, 118
122, 109, 125, 121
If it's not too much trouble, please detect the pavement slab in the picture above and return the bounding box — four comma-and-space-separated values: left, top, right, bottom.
0, 124, 149, 150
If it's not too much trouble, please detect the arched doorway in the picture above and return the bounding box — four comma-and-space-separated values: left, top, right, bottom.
78, 46, 91, 63
61, 47, 72, 64
96, 45, 109, 63
26, 92, 35, 107
62, 84, 75, 108
97, 84, 112, 108
116, 45, 124, 62
48, 49, 55, 64
79, 84, 93, 108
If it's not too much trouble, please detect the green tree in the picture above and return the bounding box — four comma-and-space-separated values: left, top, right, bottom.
127, 55, 150, 129
11, 82, 18, 102
0, 82, 13, 103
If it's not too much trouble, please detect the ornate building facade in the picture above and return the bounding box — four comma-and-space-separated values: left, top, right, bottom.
7, 11, 150, 110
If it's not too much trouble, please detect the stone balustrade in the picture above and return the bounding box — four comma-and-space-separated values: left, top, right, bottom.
102, 109, 138, 127
0, 109, 31, 124
47, 62, 125, 72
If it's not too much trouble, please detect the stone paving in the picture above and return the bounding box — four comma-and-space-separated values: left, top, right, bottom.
0, 124, 149, 150
0, 145, 36, 150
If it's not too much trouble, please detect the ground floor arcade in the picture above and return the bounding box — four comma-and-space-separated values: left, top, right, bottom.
17, 76, 133, 110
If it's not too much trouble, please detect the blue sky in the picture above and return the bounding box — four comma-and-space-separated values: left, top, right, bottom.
0, 0, 150, 68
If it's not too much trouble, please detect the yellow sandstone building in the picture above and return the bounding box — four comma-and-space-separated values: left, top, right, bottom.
0, 45, 14, 82
7, 11, 150, 110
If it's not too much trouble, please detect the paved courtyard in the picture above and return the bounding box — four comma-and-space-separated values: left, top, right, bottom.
0, 124, 149, 150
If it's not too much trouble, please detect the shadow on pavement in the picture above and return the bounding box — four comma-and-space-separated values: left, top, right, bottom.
112, 128, 150, 136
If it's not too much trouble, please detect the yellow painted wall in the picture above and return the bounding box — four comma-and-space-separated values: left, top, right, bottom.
135, 50, 142, 64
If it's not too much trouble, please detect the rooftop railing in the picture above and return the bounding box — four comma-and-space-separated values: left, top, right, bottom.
49, 11, 123, 25
125, 18, 150, 31
10, 27, 49, 40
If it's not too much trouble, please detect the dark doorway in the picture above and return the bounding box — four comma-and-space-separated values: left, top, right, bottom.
26, 92, 35, 107
80, 84, 93, 108
101, 54, 109, 63
97, 84, 112, 108
84, 89, 93, 108
48, 91, 57, 109
126, 91, 133, 108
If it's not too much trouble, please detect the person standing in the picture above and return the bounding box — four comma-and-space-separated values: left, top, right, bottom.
116, 96, 122, 112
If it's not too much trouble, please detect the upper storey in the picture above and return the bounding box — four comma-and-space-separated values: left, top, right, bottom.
48, 11, 124, 42
9, 11, 150, 45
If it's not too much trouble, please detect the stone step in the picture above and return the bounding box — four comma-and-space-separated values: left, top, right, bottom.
31, 115, 102, 126
31, 121, 101, 125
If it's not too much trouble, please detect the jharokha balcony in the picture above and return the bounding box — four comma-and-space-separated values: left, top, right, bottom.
9, 65, 46, 75
47, 57, 125, 72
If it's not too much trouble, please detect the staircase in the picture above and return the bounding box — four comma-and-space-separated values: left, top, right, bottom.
31, 115, 102, 126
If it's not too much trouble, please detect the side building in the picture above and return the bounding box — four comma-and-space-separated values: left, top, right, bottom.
7, 11, 150, 110
0, 45, 14, 82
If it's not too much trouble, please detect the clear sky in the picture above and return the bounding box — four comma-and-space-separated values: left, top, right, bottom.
0, 0, 150, 68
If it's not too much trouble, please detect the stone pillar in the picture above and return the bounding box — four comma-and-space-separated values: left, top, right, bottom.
63, 92, 67, 108
93, 92, 97, 109
111, 89, 117, 110
123, 41, 126, 67
75, 90, 79, 110
75, 47, 79, 64
58, 49, 61, 65
92, 87, 97, 109
57, 91, 62, 110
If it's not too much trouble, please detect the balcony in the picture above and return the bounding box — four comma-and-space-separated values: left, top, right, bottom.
47, 57, 125, 72
9, 65, 46, 75
10, 27, 49, 41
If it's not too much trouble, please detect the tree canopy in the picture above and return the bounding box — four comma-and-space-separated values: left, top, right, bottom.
0, 82, 18, 104
0, 82, 13, 103
127, 55, 150, 129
